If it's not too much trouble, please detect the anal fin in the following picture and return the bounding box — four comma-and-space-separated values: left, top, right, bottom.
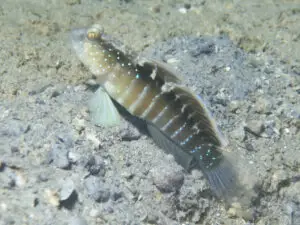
147, 123, 196, 171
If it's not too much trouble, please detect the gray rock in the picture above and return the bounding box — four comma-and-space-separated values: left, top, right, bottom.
68, 216, 88, 225
0, 120, 28, 137
245, 119, 264, 136
285, 202, 300, 225
0, 168, 15, 189
188, 40, 215, 56
231, 124, 246, 141
121, 170, 134, 180
37, 173, 49, 182
84, 176, 110, 202
269, 169, 289, 192
82, 155, 106, 176
228, 100, 241, 113
263, 115, 281, 137
60, 179, 75, 201
49, 143, 70, 169
254, 97, 273, 114
120, 122, 141, 141
56, 133, 74, 148
151, 166, 184, 193
244, 142, 255, 152
292, 207, 300, 225
281, 182, 300, 204
111, 189, 123, 201
144, 212, 159, 224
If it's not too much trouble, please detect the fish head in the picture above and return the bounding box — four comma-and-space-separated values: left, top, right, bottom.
71, 24, 117, 78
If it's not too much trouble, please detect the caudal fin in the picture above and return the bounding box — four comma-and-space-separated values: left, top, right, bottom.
201, 155, 238, 199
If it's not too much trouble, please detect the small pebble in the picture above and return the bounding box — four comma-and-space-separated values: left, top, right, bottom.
10, 146, 19, 153
280, 182, 300, 204
68, 151, 80, 163
248, 56, 264, 68
245, 142, 255, 152
104, 205, 114, 214
263, 116, 281, 137
121, 171, 134, 180
254, 97, 272, 114
57, 133, 74, 148
85, 132, 101, 149
45, 189, 60, 207
184, 3, 191, 9
0, 169, 15, 189
14, 170, 26, 187
89, 208, 101, 218
178, 7, 188, 14
84, 176, 110, 202
144, 213, 159, 224
49, 143, 70, 169
151, 166, 184, 193
51, 90, 60, 98
245, 119, 264, 136
68, 216, 88, 225
83, 155, 106, 176
231, 124, 246, 141
120, 123, 141, 141
270, 169, 289, 192
189, 41, 215, 57
37, 173, 49, 182
0, 161, 5, 171
72, 117, 86, 132
228, 100, 241, 113
60, 179, 75, 201
151, 5, 161, 13
111, 189, 123, 201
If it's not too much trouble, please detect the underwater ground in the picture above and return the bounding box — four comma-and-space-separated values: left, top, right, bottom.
0, 0, 300, 224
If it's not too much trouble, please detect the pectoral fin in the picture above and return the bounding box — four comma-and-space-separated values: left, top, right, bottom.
88, 87, 120, 127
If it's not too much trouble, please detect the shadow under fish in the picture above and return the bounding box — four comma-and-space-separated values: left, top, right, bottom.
71, 24, 241, 200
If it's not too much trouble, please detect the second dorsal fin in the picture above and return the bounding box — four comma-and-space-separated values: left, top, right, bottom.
136, 58, 182, 84
171, 85, 228, 147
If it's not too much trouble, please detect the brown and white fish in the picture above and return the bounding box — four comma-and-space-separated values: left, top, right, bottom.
71, 24, 237, 198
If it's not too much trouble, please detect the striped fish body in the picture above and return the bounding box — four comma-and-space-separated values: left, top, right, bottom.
71, 24, 236, 198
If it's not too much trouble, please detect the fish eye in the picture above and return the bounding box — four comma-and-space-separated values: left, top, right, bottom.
87, 24, 103, 41
87, 30, 101, 40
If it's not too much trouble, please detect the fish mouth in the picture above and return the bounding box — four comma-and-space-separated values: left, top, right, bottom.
70, 28, 87, 55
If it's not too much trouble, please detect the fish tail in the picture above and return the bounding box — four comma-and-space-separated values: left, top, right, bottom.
201, 154, 237, 199
195, 144, 246, 202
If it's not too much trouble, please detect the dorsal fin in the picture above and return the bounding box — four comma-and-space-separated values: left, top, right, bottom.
136, 58, 182, 84
171, 85, 228, 147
